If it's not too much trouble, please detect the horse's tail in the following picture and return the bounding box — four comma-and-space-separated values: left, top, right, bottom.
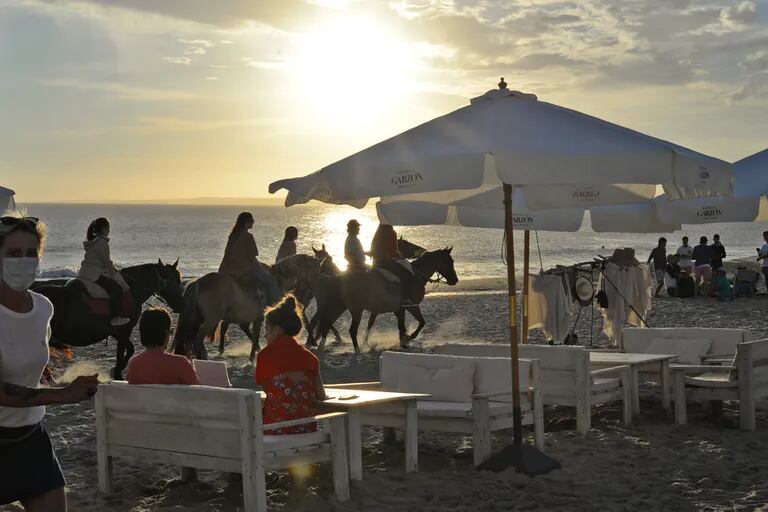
173, 280, 202, 355
208, 321, 222, 344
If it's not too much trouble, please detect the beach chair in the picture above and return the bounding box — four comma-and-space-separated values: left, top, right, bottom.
733, 268, 759, 297
672, 339, 768, 430
192, 359, 232, 387
96, 382, 349, 512
435, 343, 632, 434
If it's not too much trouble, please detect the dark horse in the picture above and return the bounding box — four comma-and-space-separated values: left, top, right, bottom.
35, 260, 185, 379
313, 248, 459, 353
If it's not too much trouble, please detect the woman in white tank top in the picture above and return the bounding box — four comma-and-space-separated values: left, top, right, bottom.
0, 214, 98, 512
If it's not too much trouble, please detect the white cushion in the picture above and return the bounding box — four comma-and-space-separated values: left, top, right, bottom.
381, 352, 476, 402
644, 337, 712, 365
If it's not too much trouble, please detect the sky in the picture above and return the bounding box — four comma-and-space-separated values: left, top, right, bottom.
1, 0, 768, 202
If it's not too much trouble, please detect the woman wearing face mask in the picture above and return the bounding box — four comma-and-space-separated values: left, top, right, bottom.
218, 212, 281, 305
77, 217, 129, 326
0, 214, 99, 512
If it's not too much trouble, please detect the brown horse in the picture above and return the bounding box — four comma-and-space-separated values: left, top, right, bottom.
173, 254, 322, 361
313, 248, 458, 353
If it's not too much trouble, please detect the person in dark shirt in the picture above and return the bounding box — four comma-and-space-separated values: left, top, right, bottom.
647, 237, 667, 297
691, 236, 714, 293
711, 233, 726, 270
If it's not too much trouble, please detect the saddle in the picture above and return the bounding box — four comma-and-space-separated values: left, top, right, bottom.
66, 279, 134, 317
370, 267, 421, 306
233, 274, 267, 303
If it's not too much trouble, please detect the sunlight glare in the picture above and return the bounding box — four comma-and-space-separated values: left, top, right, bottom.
320, 207, 378, 271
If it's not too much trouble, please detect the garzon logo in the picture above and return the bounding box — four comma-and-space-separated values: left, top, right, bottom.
391, 171, 424, 190
696, 206, 721, 220
572, 187, 600, 201
512, 215, 534, 226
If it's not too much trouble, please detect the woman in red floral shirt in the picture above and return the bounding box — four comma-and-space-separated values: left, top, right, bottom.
254, 294, 326, 434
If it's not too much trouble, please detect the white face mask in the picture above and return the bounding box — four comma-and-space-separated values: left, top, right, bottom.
1, 257, 40, 292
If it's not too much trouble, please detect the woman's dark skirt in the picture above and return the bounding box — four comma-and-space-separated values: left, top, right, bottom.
0, 423, 66, 505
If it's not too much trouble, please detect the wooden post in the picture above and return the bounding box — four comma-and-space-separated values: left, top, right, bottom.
502, 184, 522, 446
523, 230, 530, 344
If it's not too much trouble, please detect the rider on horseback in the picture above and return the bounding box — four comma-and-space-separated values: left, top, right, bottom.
369, 224, 416, 303
344, 219, 366, 271
78, 218, 129, 326
219, 212, 281, 306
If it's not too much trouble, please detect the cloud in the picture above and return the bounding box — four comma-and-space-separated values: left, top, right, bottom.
177, 38, 214, 47
720, 1, 758, 26
184, 47, 206, 55
740, 49, 768, 71
164, 56, 192, 65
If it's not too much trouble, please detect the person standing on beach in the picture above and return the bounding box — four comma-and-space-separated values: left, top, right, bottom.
711, 234, 726, 271
0, 214, 99, 512
219, 212, 280, 305
692, 236, 713, 293
676, 236, 694, 275
275, 226, 298, 264
77, 218, 129, 326
647, 237, 667, 297
759, 231, 768, 293
344, 219, 366, 270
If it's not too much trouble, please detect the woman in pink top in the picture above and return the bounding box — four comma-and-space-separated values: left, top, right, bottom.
126, 308, 199, 385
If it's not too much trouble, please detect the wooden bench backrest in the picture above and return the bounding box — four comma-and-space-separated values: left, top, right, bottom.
622, 327, 747, 356
98, 382, 260, 462
736, 339, 768, 387
434, 343, 588, 400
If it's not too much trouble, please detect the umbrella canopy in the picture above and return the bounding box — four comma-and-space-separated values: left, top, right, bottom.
270, 83, 732, 207
589, 147, 768, 226
0, 187, 15, 214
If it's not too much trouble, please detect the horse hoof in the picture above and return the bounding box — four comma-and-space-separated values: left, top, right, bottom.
111, 368, 123, 381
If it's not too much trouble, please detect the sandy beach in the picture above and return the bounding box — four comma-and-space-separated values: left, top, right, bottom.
3, 273, 768, 512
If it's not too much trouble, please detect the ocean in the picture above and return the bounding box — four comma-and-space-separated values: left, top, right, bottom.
20, 202, 768, 280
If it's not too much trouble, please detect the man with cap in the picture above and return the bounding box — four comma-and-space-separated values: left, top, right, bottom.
344, 219, 366, 270
691, 235, 714, 293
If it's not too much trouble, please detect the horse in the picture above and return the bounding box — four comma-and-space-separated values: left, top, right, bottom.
174, 254, 323, 362
313, 248, 459, 353
35, 259, 185, 379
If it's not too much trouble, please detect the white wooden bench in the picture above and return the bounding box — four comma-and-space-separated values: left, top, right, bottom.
622, 327, 749, 365
96, 382, 350, 512
434, 343, 632, 434
673, 339, 768, 430
334, 351, 544, 466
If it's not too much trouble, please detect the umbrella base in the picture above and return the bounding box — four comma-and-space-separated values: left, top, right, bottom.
478, 444, 561, 476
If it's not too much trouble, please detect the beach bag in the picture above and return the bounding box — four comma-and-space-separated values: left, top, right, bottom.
734, 281, 755, 297
677, 274, 695, 298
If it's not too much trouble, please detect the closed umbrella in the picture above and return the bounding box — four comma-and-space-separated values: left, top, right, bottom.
0, 187, 16, 214
270, 80, 732, 475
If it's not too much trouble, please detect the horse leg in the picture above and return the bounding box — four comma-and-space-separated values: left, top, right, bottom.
249, 318, 263, 363
348, 308, 363, 355
218, 322, 230, 356
365, 312, 378, 344
330, 324, 342, 344
113, 333, 135, 380
307, 312, 320, 348
302, 307, 316, 347
407, 306, 426, 341
396, 309, 409, 348
194, 322, 213, 360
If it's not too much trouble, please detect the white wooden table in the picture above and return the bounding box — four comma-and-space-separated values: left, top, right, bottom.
590, 352, 678, 413
323, 388, 428, 481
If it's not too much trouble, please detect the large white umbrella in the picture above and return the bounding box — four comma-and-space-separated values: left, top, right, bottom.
0, 187, 16, 214
270, 81, 732, 472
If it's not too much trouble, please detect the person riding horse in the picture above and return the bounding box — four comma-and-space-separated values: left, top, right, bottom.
218, 212, 280, 305
369, 224, 416, 302
344, 219, 367, 271
77, 218, 129, 326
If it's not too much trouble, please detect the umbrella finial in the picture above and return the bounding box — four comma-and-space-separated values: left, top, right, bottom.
498, 77, 507, 90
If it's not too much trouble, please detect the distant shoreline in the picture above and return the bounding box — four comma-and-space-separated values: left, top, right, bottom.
23, 197, 291, 206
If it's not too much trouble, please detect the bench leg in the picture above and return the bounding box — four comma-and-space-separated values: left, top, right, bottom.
471, 398, 491, 466
632, 368, 641, 415
660, 360, 671, 411
95, 394, 113, 494
533, 394, 545, 452
329, 416, 350, 501
673, 372, 687, 425
97, 453, 113, 495
621, 367, 633, 426
740, 397, 756, 430
347, 411, 363, 481
404, 401, 419, 473
382, 427, 397, 445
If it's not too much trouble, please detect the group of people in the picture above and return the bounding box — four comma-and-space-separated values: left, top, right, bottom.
0, 209, 420, 511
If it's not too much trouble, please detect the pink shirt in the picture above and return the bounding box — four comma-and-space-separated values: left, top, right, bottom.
126, 349, 200, 385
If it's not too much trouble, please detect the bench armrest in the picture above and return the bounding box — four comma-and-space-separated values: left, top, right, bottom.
324, 381, 382, 390
669, 364, 735, 373
590, 365, 630, 378
261, 412, 347, 431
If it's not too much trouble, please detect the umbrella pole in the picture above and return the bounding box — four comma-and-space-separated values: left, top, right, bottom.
523, 230, 530, 344
477, 184, 560, 476
502, 184, 522, 445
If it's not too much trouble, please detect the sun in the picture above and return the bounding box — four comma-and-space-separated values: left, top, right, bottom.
291, 16, 421, 121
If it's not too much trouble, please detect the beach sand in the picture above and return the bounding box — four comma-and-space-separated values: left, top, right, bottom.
4, 274, 768, 512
